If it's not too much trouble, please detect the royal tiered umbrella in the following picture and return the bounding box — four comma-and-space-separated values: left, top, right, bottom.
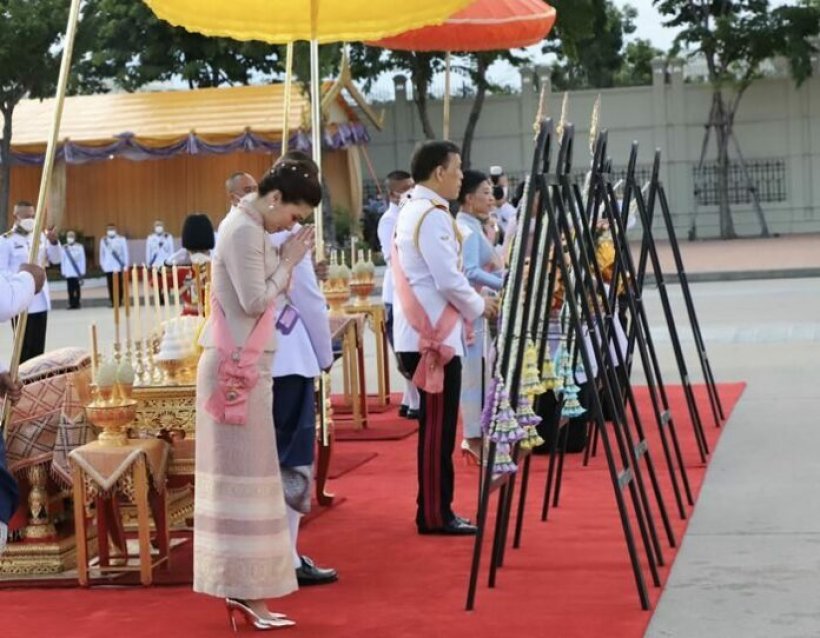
370, 0, 557, 138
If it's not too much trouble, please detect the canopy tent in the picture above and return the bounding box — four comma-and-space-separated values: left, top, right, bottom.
5, 83, 374, 247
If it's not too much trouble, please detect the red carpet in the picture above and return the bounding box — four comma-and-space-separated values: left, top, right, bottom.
0, 383, 744, 638
333, 393, 419, 441
327, 450, 378, 479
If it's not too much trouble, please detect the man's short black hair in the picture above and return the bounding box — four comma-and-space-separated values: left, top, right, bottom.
410, 141, 460, 183
386, 169, 411, 182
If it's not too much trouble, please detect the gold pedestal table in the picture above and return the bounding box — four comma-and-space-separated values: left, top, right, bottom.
344, 301, 391, 409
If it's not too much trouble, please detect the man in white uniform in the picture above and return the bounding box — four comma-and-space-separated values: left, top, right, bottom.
145, 219, 175, 269
99, 223, 129, 307
270, 223, 337, 586
393, 141, 498, 535
377, 169, 420, 419
490, 165, 516, 235
0, 201, 62, 362
60, 230, 86, 309
0, 261, 45, 553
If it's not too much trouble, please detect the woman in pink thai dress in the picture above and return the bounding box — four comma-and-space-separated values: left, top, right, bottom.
194, 158, 320, 631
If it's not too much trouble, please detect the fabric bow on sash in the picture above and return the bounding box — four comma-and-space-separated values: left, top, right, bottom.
204, 298, 275, 425
391, 212, 462, 394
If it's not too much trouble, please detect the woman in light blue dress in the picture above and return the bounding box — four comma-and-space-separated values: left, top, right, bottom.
455, 170, 504, 463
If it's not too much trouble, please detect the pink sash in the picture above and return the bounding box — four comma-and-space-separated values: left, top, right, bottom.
391, 242, 461, 395
204, 298, 275, 426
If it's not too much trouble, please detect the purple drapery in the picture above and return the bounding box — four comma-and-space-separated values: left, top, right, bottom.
6, 123, 370, 166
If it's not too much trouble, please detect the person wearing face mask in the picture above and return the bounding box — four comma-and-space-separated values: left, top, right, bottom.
60, 231, 86, 310
99, 223, 129, 307
145, 219, 176, 270
455, 171, 505, 465
489, 165, 516, 235
393, 141, 499, 536
216, 172, 258, 245
377, 169, 421, 420
193, 159, 320, 631
0, 201, 62, 362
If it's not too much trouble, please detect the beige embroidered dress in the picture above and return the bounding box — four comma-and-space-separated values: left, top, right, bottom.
193, 205, 297, 600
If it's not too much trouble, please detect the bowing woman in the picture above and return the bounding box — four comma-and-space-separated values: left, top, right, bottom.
455, 170, 504, 464
194, 159, 320, 631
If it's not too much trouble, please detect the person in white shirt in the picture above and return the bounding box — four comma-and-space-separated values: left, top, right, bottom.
145, 219, 175, 269
377, 169, 420, 420
0, 201, 62, 362
393, 141, 499, 536
489, 166, 516, 233
60, 230, 86, 309
0, 260, 45, 554
99, 223, 129, 307
216, 172, 258, 244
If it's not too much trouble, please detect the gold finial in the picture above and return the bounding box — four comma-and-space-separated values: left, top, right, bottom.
590, 93, 601, 156
533, 84, 548, 140
556, 91, 569, 139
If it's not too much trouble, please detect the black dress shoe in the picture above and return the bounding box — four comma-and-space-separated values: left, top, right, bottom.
296, 555, 338, 586
405, 408, 420, 420
418, 518, 478, 536
398, 404, 409, 417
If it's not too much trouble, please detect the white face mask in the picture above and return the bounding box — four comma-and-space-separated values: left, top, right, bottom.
18, 218, 35, 233
107, 230, 116, 238
155, 225, 164, 235
67, 236, 76, 245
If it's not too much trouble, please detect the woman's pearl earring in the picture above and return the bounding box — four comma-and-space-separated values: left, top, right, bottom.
269, 204, 276, 211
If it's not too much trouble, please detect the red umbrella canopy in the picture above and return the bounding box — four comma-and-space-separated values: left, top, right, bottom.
369, 0, 556, 52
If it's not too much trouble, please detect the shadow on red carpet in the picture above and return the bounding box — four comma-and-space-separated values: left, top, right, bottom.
0, 383, 745, 638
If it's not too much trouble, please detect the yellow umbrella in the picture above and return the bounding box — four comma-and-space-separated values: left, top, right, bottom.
143, 0, 473, 255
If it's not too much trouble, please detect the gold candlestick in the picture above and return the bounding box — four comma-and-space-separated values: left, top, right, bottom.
89, 323, 99, 380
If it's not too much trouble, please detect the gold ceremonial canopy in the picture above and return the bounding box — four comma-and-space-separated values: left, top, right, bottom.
141, 0, 475, 44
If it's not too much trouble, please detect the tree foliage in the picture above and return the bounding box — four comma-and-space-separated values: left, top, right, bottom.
655, 0, 820, 237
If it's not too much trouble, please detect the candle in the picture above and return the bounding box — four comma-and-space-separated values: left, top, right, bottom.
161, 266, 171, 321
192, 263, 203, 317
350, 237, 356, 266
151, 267, 162, 327
131, 266, 142, 344
90, 323, 99, 381
142, 266, 154, 337
122, 267, 131, 345
172, 264, 181, 315
112, 271, 121, 346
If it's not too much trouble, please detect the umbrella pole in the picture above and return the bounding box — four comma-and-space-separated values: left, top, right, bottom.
281, 42, 295, 156
309, 38, 324, 256
443, 51, 452, 140
1, 0, 83, 437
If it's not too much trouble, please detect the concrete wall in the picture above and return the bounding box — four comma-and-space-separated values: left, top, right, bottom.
355, 60, 820, 239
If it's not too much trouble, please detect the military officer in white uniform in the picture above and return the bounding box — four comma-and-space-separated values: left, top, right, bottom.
377, 169, 420, 419
145, 219, 175, 269
60, 230, 86, 309
0, 260, 45, 553
392, 142, 498, 536
0, 201, 62, 362
269, 221, 337, 587
99, 223, 129, 307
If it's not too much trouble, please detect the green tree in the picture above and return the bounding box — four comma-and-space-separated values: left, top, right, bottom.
655, 0, 820, 238
545, 0, 638, 90
615, 39, 664, 87
0, 0, 82, 229
81, 0, 282, 89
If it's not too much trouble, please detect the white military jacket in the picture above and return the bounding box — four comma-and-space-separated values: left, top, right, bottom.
391, 185, 485, 358
0, 231, 60, 313
60, 243, 86, 278
268, 227, 333, 379
145, 232, 175, 268
99, 234, 129, 273
377, 202, 399, 304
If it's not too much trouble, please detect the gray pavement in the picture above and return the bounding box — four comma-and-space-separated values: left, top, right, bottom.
3, 277, 820, 637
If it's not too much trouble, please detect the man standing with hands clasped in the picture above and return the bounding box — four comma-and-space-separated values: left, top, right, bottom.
99, 223, 129, 307
392, 141, 499, 536
60, 231, 86, 309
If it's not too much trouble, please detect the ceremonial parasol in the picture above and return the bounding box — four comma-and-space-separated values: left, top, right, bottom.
140, 0, 475, 256
370, 0, 557, 139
